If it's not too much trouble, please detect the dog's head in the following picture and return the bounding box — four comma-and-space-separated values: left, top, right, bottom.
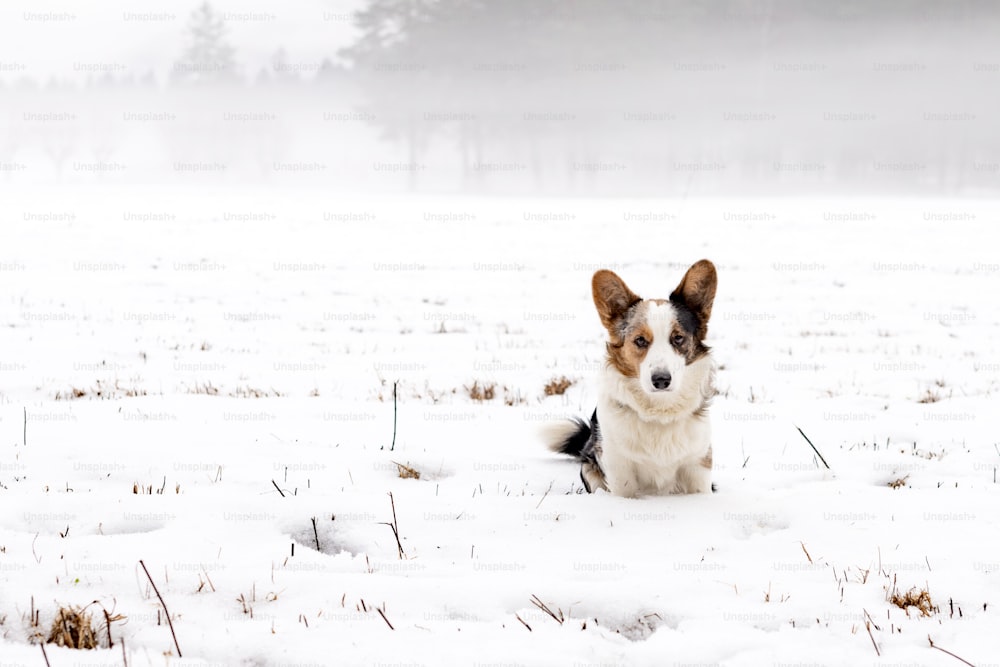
592, 260, 717, 400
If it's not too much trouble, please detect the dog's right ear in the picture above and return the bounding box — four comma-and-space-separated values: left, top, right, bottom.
670, 259, 717, 337
592, 270, 641, 331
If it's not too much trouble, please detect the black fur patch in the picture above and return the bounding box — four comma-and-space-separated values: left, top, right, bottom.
669, 300, 711, 363
550, 410, 605, 493
579, 410, 601, 465
550, 416, 592, 458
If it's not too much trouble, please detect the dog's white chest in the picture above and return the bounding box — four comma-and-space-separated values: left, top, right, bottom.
597, 397, 712, 495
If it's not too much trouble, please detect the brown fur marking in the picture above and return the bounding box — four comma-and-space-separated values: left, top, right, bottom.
592, 270, 642, 331
700, 447, 713, 469
594, 271, 648, 378
604, 304, 653, 378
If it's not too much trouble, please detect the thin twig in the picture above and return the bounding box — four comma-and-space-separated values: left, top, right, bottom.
865, 620, 880, 656
200, 567, 216, 592
39, 642, 50, 667
121, 636, 128, 667
800, 541, 813, 564
271, 480, 286, 497
139, 560, 182, 657
863, 607, 881, 631
535, 481, 553, 509
311, 517, 321, 552
377, 607, 394, 630
104, 608, 113, 648
515, 612, 532, 632
529, 594, 564, 625
795, 425, 830, 469
379, 492, 405, 559
928, 636, 976, 666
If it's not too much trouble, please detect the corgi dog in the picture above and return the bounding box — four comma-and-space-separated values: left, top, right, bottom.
545, 260, 718, 497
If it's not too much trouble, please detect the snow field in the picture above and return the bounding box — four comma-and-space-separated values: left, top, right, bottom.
1, 188, 998, 665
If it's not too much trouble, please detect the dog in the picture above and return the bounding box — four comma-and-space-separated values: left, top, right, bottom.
544, 260, 718, 497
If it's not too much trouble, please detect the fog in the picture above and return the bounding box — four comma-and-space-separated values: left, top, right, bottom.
2, 0, 998, 195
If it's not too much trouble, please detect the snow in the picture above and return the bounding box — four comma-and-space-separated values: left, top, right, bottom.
1, 187, 999, 666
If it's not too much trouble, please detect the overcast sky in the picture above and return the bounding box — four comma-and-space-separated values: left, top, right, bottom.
0, 0, 363, 83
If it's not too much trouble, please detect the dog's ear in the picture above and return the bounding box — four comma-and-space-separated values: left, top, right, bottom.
670, 260, 717, 336
592, 270, 641, 331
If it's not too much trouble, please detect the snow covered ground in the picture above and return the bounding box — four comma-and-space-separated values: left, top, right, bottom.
1, 187, 999, 666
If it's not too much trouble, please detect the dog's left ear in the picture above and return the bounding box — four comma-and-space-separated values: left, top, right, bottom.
670, 259, 717, 337
592, 270, 642, 333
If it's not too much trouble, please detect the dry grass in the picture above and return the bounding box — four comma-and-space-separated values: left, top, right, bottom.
394, 462, 420, 480
917, 389, 941, 404
229, 385, 283, 398
46, 606, 98, 649
466, 381, 496, 401
887, 476, 909, 489
434, 321, 467, 334
391, 380, 525, 405
374, 380, 456, 403
184, 382, 284, 398
543, 376, 573, 396
133, 478, 180, 494
55, 387, 89, 400
55, 379, 147, 400
890, 587, 938, 617
186, 381, 219, 396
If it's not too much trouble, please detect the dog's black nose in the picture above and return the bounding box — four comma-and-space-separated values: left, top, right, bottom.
651, 371, 672, 390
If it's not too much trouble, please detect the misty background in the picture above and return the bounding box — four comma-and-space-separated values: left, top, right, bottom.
1, 0, 998, 195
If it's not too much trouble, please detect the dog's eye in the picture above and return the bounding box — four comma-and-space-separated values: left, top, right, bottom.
634, 336, 649, 348
672, 334, 686, 346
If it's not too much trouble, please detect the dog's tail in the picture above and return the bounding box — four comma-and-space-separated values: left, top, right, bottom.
542, 410, 596, 460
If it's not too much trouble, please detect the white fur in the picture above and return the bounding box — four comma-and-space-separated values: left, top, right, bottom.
637, 301, 690, 396
597, 335, 715, 498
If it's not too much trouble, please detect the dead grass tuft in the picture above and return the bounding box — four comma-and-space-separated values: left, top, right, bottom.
917, 389, 941, 404
394, 462, 420, 480
229, 385, 283, 398
55, 379, 147, 401
55, 387, 89, 401
466, 380, 496, 401
186, 381, 219, 396
133, 477, 179, 494
46, 605, 98, 649
544, 376, 573, 396
887, 476, 909, 489
890, 587, 938, 617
